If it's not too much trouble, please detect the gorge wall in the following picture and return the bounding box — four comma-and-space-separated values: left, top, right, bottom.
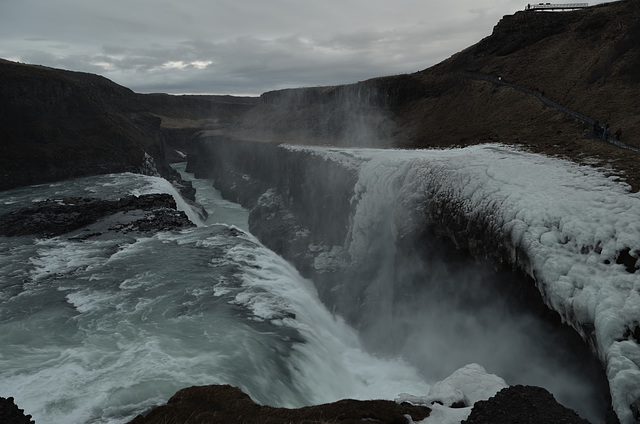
0, 59, 192, 194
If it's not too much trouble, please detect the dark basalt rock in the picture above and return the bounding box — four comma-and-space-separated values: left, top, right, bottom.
462, 385, 597, 424
0, 397, 35, 424
0, 193, 194, 237
127, 384, 431, 424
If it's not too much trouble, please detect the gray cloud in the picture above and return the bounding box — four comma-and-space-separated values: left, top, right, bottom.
0, 0, 620, 95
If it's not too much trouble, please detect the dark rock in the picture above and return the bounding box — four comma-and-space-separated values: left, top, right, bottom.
615, 247, 639, 273
0, 193, 194, 237
127, 384, 431, 424
462, 385, 592, 424
0, 397, 35, 424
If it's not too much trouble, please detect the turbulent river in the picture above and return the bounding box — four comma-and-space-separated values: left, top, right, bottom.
0, 161, 610, 423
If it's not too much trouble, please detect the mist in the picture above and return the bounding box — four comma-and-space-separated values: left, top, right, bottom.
349, 239, 608, 423
235, 82, 400, 148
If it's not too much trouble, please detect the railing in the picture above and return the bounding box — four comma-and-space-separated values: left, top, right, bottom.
525, 3, 588, 11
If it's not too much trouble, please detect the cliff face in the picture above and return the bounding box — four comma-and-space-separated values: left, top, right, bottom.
0, 59, 174, 190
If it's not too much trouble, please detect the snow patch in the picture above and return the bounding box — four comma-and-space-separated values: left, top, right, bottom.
398, 363, 507, 424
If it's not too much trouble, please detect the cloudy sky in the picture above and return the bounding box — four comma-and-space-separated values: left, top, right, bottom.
0, 0, 618, 96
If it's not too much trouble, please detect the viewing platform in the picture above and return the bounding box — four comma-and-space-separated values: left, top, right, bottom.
525, 3, 588, 11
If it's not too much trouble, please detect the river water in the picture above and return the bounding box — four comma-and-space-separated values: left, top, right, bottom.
0, 168, 430, 424
0, 160, 609, 423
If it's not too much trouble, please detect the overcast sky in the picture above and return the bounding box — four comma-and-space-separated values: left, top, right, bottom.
0, 0, 618, 96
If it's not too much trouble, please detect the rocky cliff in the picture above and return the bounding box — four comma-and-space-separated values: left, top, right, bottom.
0, 59, 189, 193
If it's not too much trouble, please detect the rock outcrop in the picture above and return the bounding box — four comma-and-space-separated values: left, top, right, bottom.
127, 385, 431, 424
0, 193, 195, 238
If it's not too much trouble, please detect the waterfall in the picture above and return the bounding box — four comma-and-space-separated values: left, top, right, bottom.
294, 145, 616, 422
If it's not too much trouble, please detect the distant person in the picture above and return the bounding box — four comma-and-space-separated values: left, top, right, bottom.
615, 128, 622, 140
604, 128, 611, 141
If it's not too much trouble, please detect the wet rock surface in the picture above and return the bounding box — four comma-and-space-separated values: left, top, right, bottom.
0, 193, 194, 237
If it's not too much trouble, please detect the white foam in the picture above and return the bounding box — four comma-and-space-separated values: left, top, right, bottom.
225, 232, 431, 404
29, 238, 111, 282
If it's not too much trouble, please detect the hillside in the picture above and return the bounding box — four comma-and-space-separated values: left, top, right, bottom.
213, 0, 640, 191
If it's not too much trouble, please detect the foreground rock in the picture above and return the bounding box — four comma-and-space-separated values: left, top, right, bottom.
0, 397, 34, 424
462, 385, 599, 424
128, 384, 431, 424
0, 193, 194, 237
127, 384, 601, 424
0, 385, 603, 424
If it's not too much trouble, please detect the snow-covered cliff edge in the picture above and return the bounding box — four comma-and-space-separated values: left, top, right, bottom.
188, 137, 639, 423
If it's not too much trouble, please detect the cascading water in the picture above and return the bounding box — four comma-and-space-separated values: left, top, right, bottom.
347, 152, 608, 419
275, 145, 627, 423
0, 170, 431, 424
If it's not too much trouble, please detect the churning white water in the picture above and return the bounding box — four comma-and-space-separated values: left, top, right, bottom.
0, 171, 429, 424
